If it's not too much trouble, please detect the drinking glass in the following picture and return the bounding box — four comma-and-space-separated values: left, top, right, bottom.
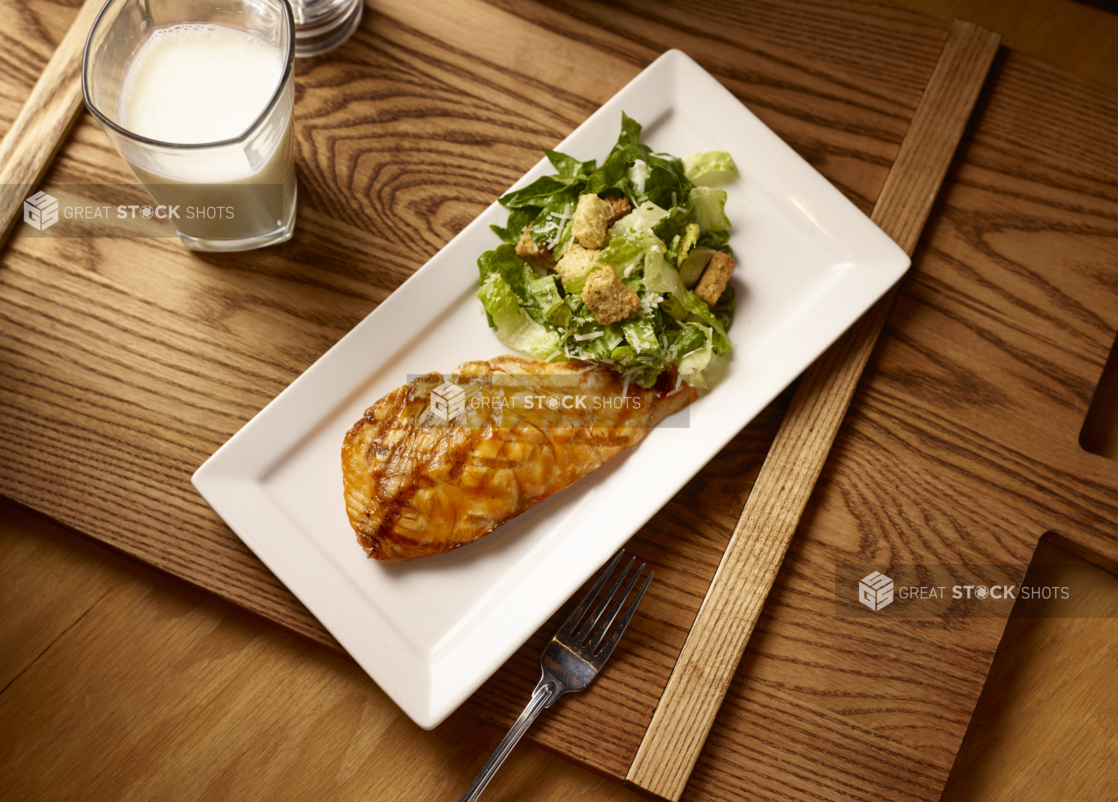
82, 0, 297, 252
290, 0, 363, 57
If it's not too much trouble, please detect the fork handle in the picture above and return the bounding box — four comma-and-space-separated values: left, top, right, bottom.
456, 678, 558, 802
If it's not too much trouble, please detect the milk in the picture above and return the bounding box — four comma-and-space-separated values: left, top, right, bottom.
120, 24, 283, 144
117, 23, 295, 245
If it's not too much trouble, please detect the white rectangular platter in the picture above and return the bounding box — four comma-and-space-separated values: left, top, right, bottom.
192, 49, 909, 729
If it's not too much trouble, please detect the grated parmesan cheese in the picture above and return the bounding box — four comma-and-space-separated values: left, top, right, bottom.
546, 204, 572, 249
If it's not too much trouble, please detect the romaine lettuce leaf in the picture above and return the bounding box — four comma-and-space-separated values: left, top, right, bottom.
683, 151, 738, 185
660, 293, 689, 321
496, 166, 585, 257
477, 244, 542, 323
690, 187, 731, 232
678, 289, 732, 356
678, 247, 714, 287
676, 324, 714, 388
529, 273, 568, 326
622, 318, 660, 358
671, 322, 708, 359
711, 283, 736, 333
642, 243, 686, 296
567, 321, 623, 362
676, 223, 700, 267
476, 273, 560, 359
490, 208, 534, 246
609, 201, 669, 237
500, 175, 577, 209
544, 149, 596, 179
628, 160, 651, 194
585, 113, 695, 211
479, 112, 736, 388
666, 233, 681, 266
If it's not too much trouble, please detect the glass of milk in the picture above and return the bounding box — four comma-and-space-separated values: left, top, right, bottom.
82, 0, 297, 251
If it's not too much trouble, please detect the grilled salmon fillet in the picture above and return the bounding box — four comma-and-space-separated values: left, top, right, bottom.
342, 355, 695, 561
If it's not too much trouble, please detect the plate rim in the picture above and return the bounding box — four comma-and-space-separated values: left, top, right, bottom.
192, 48, 909, 728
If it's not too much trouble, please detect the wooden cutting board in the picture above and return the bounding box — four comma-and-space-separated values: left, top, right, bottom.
3, 2, 1117, 801
0, 0, 948, 663
675, 50, 1118, 801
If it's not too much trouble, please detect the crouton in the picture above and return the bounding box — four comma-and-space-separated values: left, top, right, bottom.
554, 242, 599, 283
604, 195, 631, 226
515, 224, 556, 270
582, 267, 640, 325
571, 193, 612, 249
694, 251, 735, 307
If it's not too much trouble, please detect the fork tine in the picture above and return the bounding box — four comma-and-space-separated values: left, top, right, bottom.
588, 562, 645, 651
560, 550, 625, 635
592, 568, 653, 658
574, 555, 635, 642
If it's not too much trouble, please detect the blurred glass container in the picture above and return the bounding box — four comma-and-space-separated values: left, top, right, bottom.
290, 0, 363, 57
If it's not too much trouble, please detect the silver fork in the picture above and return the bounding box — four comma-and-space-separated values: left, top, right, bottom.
456, 550, 653, 802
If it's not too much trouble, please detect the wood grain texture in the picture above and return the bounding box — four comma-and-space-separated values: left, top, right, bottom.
0, 0, 951, 781
681, 48, 1118, 802
881, 0, 1118, 95
1081, 328, 1118, 460
4, 499, 1116, 801
940, 537, 1118, 801
0, 495, 646, 802
0, 498, 130, 692
626, 21, 1001, 800
3, 1, 1118, 800
0, 0, 102, 245
462, 390, 794, 776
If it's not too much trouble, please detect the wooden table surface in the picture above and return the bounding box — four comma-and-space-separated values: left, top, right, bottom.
2, 0, 1118, 800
